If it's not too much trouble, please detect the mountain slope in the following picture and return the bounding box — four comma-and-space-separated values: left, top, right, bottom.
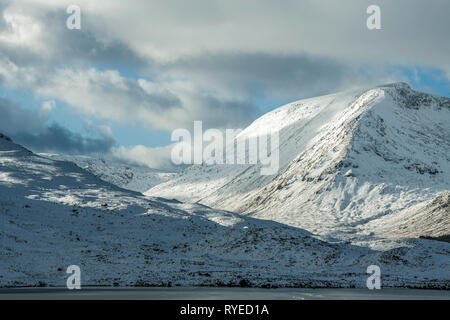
146, 83, 450, 240
40, 154, 175, 193
1, 132, 449, 288
365, 191, 450, 240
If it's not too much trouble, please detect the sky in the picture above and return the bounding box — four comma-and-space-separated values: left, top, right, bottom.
0, 0, 448, 169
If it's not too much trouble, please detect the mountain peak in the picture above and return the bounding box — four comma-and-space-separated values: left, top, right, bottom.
147, 83, 449, 241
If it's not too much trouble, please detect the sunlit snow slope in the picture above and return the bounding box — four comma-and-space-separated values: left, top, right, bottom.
146, 83, 450, 240
40, 154, 175, 193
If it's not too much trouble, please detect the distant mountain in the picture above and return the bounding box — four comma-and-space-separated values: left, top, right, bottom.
146, 83, 450, 241
40, 154, 175, 193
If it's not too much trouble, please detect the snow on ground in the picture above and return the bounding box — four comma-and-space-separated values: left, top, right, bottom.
1, 132, 449, 288
39, 154, 175, 193
363, 191, 450, 239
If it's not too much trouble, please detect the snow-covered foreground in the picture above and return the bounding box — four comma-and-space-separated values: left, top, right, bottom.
0, 129, 449, 288
1, 83, 449, 288
39, 154, 175, 193
0, 132, 450, 287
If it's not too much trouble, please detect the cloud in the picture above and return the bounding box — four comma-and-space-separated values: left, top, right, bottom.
0, 0, 448, 170
111, 144, 175, 171
1, 1, 448, 97
0, 2, 148, 70
1, 0, 447, 137
0, 96, 177, 170
160, 52, 392, 100
0, 57, 259, 130
14, 123, 115, 154
0, 97, 116, 154
10, 0, 448, 73
40, 100, 55, 113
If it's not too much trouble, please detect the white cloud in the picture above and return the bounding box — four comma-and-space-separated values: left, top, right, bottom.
0, 55, 258, 130
40, 100, 55, 112
11, 0, 449, 71
112, 144, 175, 170
0, 10, 43, 49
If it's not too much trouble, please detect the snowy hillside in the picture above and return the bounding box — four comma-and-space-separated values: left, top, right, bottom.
146, 83, 450, 241
364, 191, 450, 240
1, 132, 449, 288
40, 154, 175, 193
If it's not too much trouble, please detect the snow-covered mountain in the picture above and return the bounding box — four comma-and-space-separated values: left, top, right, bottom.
146, 83, 450, 241
39, 154, 175, 193
1, 131, 449, 288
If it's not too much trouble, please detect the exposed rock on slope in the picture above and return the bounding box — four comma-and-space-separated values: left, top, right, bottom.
366, 191, 450, 240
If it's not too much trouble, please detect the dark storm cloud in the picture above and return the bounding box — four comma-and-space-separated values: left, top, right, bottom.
162, 52, 363, 99
0, 97, 116, 154
13, 123, 115, 154
44, 9, 149, 70
191, 94, 259, 129
0, 1, 8, 31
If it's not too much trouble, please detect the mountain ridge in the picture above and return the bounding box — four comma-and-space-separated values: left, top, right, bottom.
146, 83, 450, 240
39, 153, 175, 193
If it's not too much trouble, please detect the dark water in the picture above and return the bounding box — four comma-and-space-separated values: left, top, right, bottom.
0, 287, 449, 300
